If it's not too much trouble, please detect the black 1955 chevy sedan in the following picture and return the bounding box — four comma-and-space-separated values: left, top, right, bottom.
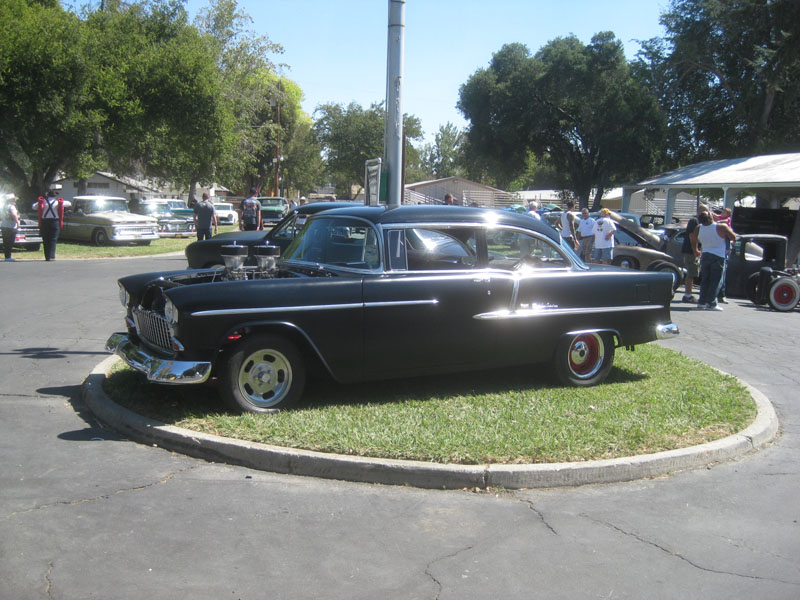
106, 205, 679, 413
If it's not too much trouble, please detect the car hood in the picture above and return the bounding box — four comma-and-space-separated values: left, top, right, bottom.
68, 211, 158, 224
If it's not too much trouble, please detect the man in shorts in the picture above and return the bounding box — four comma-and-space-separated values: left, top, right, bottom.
592, 208, 616, 264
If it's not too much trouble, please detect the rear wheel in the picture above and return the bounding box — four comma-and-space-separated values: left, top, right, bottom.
220, 334, 306, 413
654, 262, 683, 292
554, 332, 615, 387
767, 277, 800, 312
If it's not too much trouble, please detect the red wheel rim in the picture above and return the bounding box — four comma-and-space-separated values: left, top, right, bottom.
568, 334, 603, 377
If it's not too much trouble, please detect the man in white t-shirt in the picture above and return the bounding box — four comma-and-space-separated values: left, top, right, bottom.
576, 208, 596, 262
592, 208, 616, 264
559, 201, 578, 251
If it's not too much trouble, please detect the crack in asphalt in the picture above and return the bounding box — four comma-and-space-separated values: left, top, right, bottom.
44, 561, 54, 599
521, 499, 558, 535
583, 514, 800, 586
425, 544, 475, 599
2, 465, 201, 521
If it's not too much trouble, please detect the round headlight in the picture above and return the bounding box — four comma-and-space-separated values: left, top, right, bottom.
118, 283, 129, 307
164, 297, 179, 326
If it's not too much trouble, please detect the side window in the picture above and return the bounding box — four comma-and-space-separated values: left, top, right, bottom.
403, 227, 479, 271
488, 229, 568, 270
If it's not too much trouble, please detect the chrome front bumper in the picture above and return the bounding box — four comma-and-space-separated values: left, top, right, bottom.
105, 333, 212, 384
656, 322, 680, 339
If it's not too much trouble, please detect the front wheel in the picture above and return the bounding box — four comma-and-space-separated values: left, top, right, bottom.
220, 334, 306, 413
554, 332, 615, 387
612, 255, 639, 270
767, 277, 800, 312
92, 228, 109, 246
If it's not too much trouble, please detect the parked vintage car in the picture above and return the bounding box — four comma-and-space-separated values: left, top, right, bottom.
185, 201, 359, 268
578, 211, 684, 290
166, 200, 193, 219
259, 196, 289, 222
61, 196, 159, 246
212, 202, 238, 226
132, 200, 195, 238
107, 205, 679, 414
0, 195, 42, 251
733, 234, 798, 309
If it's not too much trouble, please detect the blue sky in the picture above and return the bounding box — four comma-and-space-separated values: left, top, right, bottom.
185, 0, 670, 142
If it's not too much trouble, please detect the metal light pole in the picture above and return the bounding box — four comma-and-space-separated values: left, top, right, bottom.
384, 0, 405, 207
273, 79, 282, 197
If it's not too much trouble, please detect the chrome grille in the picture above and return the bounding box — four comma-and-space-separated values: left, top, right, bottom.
117, 225, 156, 236
133, 307, 173, 353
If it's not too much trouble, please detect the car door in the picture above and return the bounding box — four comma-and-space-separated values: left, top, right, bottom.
362, 226, 513, 378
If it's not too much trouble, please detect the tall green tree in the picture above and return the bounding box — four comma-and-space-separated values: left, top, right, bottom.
86, 0, 230, 191
417, 122, 465, 181
0, 0, 102, 200
459, 35, 666, 207
636, 0, 800, 162
194, 0, 288, 194
281, 116, 324, 196
314, 102, 422, 198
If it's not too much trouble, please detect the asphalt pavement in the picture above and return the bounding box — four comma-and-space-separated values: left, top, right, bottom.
1, 255, 798, 599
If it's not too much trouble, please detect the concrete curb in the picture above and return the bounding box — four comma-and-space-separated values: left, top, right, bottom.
83, 355, 779, 490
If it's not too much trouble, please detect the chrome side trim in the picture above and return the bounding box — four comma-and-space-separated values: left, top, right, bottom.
656, 322, 680, 338
191, 299, 438, 317
474, 304, 663, 320
105, 333, 211, 384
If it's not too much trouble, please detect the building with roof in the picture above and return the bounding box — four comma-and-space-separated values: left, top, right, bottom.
622, 153, 800, 223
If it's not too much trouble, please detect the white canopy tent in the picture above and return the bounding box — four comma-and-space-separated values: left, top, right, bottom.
622, 153, 800, 223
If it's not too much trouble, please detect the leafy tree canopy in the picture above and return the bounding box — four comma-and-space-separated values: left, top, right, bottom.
459, 34, 666, 207
314, 101, 422, 198
635, 0, 800, 162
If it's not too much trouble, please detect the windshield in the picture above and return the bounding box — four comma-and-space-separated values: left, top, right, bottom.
261, 198, 285, 207
283, 217, 379, 269
143, 203, 170, 215
84, 199, 129, 213
214, 203, 232, 211
167, 201, 186, 210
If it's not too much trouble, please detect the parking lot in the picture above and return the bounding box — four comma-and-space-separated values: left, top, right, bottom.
1, 254, 798, 599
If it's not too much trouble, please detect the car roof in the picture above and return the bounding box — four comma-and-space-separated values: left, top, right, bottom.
311, 204, 562, 243
73, 195, 126, 201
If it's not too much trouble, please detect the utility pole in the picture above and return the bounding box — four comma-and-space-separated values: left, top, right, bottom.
273, 79, 282, 197
384, 0, 405, 207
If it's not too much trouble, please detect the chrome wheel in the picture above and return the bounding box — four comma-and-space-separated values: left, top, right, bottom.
221, 334, 305, 413
237, 348, 292, 408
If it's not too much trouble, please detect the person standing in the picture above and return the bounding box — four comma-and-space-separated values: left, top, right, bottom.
714, 208, 733, 304
577, 208, 596, 262
2, 196, 21, 261
691, 210, 736, 311
443, 193, 454, 206
592, 208, 616, 264
559, 201, 579, 251
193, 192, 217, 241
680, 204, 707, 303
527, 201, 541, 219
239, 187, 262, 231
37, 190, 64, 261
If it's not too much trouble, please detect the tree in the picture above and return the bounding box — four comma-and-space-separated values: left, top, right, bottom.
458, 35, 666, 207
281, 116, 324, 196
0, 0, 102, 200
84, 1, 232, 192
636, 0, 800, 162
314, 102, 422, 198
417, 122, 465, 181
194, 0, 287, 194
